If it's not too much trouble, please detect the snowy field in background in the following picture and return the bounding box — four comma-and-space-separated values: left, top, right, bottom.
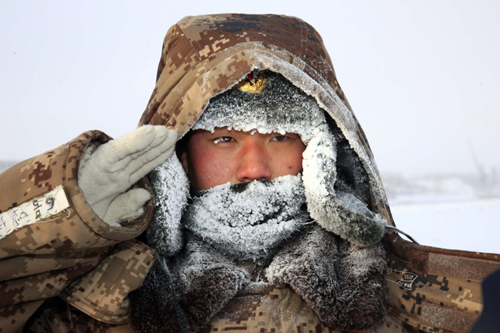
390, 197, 499, 254
385, 174, 499, 254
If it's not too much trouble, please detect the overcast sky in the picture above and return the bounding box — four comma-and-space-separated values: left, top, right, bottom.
1, 0, 499, 178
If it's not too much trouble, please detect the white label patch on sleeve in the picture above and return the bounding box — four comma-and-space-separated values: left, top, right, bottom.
0, 185, 70, 240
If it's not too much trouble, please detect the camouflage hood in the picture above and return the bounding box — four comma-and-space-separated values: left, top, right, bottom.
138, 13, 393, 226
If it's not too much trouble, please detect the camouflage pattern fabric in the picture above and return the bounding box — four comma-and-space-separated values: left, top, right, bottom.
384, 232, 500, 333
24, 298, 134, 333
0, 131, 156, 332
60, 240, 155, 324
203, 283, 415, 333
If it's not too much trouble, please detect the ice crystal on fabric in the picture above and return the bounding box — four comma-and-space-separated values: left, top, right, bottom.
147, 153, 190, 257
183, 174, 310, 263
192, 72, 328, 144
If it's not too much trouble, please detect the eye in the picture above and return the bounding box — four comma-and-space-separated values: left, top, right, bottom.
213, 136, 235, 144
270, 135, 290, 142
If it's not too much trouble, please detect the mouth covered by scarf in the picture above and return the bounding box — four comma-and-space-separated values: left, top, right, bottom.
182, 174, 310, 263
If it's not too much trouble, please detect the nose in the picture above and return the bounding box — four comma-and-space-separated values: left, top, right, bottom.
236, 141, 272, 183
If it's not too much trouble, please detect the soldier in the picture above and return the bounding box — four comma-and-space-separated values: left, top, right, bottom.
127, 70, 388, 332
0, 14, 498, 333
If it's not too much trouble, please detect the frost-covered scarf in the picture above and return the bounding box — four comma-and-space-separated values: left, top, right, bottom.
183, 175, 310, 263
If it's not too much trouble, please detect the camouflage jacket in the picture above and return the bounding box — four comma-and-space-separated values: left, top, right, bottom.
1, 14, 500, 333
0, 131, 157, 332
137, 14, 500, 331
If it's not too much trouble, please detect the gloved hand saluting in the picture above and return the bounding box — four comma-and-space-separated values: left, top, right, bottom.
78, 125, 177, 226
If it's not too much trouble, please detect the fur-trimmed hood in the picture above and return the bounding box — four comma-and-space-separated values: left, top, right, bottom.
138, 13, 394, 226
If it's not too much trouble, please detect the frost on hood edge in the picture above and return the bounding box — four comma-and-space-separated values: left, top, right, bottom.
192, 70, 387, 246
180, 46, 389, 221
147, 153, 189, 257
148, 64, 387, 257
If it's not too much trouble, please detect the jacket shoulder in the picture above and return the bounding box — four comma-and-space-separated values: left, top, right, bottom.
385, 233, 500, 333
0, 131, 156, 333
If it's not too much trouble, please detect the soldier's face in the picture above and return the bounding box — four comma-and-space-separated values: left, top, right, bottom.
181, 127, 305, 190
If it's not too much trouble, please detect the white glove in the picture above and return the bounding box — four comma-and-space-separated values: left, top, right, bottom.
78, 125, 177, 226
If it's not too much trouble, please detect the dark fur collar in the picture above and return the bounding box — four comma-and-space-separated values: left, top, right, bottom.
129, 227, 388, 332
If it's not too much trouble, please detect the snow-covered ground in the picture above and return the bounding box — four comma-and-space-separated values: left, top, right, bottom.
390, 197, 499, 254
384, 174, 499, 254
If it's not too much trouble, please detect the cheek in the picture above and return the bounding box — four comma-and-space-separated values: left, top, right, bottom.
272, 145, 304, 177
288, 143, 306, 174
188, 150, 235, 190
286, 152, 304, 174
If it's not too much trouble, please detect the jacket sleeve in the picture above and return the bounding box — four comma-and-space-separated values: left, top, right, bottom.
0, 130, 156, 332
385, 232, 500, 333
